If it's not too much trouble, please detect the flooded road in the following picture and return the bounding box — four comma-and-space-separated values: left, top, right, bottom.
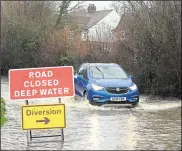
1, 77, 181, 150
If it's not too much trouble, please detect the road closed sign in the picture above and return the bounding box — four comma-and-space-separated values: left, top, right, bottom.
9, 66, 74, 100
22, 104, 66, 130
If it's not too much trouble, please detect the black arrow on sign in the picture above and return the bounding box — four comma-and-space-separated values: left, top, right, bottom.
36, 117, 50, 124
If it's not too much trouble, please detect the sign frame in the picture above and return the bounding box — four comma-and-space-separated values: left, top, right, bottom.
9, 66, 75, 100
21, 103, 66, 130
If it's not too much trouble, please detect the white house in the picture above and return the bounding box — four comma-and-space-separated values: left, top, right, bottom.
70, 4, 121, 42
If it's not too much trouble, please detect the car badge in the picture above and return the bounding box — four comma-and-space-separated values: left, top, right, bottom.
116, 88, 120, 91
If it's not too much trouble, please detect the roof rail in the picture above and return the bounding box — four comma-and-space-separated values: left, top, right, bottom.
80, 63, 90, 66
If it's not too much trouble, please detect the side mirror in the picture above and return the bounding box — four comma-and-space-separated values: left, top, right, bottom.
77, 75, 83, 79
129, 75, 134, 81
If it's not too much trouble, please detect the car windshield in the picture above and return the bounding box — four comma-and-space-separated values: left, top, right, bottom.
89, 66, 128, 79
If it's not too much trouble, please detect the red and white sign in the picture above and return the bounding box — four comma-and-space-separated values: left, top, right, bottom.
9, 66, 75, 100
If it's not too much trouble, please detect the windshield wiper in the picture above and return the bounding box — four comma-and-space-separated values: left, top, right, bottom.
96, 67, 104, 79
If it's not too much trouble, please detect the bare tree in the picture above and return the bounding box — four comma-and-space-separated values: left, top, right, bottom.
113, 1, 181, 97
54, 1, 84, 28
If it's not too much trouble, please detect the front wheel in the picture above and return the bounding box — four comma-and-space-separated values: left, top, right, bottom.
132, 102, 139, 107
83, 91, 96, 106
83, 91, 88, 101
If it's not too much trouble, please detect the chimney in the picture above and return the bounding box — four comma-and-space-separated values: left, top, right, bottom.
87, 4, 96, 13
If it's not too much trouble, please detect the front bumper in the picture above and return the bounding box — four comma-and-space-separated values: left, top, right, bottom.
87, 88, 139, 105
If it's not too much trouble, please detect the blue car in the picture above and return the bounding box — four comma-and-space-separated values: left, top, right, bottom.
74, 63, 139, 107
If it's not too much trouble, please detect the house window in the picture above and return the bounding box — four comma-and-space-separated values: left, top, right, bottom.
120, 31, 126, 40
101, 42, 111, 53
102, 47, 111, 53
82, 31, 88, 41
69, 31, 74, 40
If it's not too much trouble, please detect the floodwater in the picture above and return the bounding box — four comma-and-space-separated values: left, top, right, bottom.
1, 77, 181, 150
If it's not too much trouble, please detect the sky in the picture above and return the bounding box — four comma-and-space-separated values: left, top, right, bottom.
84, 1, 113, 10
70, 1, 114, 11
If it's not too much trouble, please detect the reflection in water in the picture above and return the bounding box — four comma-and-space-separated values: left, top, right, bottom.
89, 114, 100, 149
87, 111, 138, 150
124, 114, 137, 150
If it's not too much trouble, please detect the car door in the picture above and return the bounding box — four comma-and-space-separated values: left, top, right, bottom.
76, 66, 88, 96
80, 67, 89, 95
74, 66, 85, 96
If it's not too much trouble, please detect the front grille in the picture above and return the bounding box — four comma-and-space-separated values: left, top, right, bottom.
106, 87, 129, 94
107, 100, 131, 104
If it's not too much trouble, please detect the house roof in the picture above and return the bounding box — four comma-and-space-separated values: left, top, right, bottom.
70, 15, 90, 28
70, 10, 113, 29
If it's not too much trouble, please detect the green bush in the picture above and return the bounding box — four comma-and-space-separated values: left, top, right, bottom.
1, 98, 7, 127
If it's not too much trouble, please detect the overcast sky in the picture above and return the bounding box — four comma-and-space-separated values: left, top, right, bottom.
70, 1, 114, 11
84, 1, 113, 10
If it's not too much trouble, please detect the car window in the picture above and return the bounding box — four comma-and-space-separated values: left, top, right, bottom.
89, 67, 103, 79
83, 67, 88, 80
89, 66, 128, 79
78, 66, 85, 75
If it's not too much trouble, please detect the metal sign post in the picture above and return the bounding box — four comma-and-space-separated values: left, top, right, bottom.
25, 98, 64, 145
59, 98, 64, 141
25, 100, 31, 145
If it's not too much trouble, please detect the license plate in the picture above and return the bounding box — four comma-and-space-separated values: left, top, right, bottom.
110, 97, 126, 101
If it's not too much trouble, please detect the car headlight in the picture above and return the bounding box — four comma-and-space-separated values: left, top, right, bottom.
91, 84, 104, 91
130, 84, 137, 91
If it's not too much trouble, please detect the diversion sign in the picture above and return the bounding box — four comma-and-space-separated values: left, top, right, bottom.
9, 66, 74, 100
22, 104, 66, 130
